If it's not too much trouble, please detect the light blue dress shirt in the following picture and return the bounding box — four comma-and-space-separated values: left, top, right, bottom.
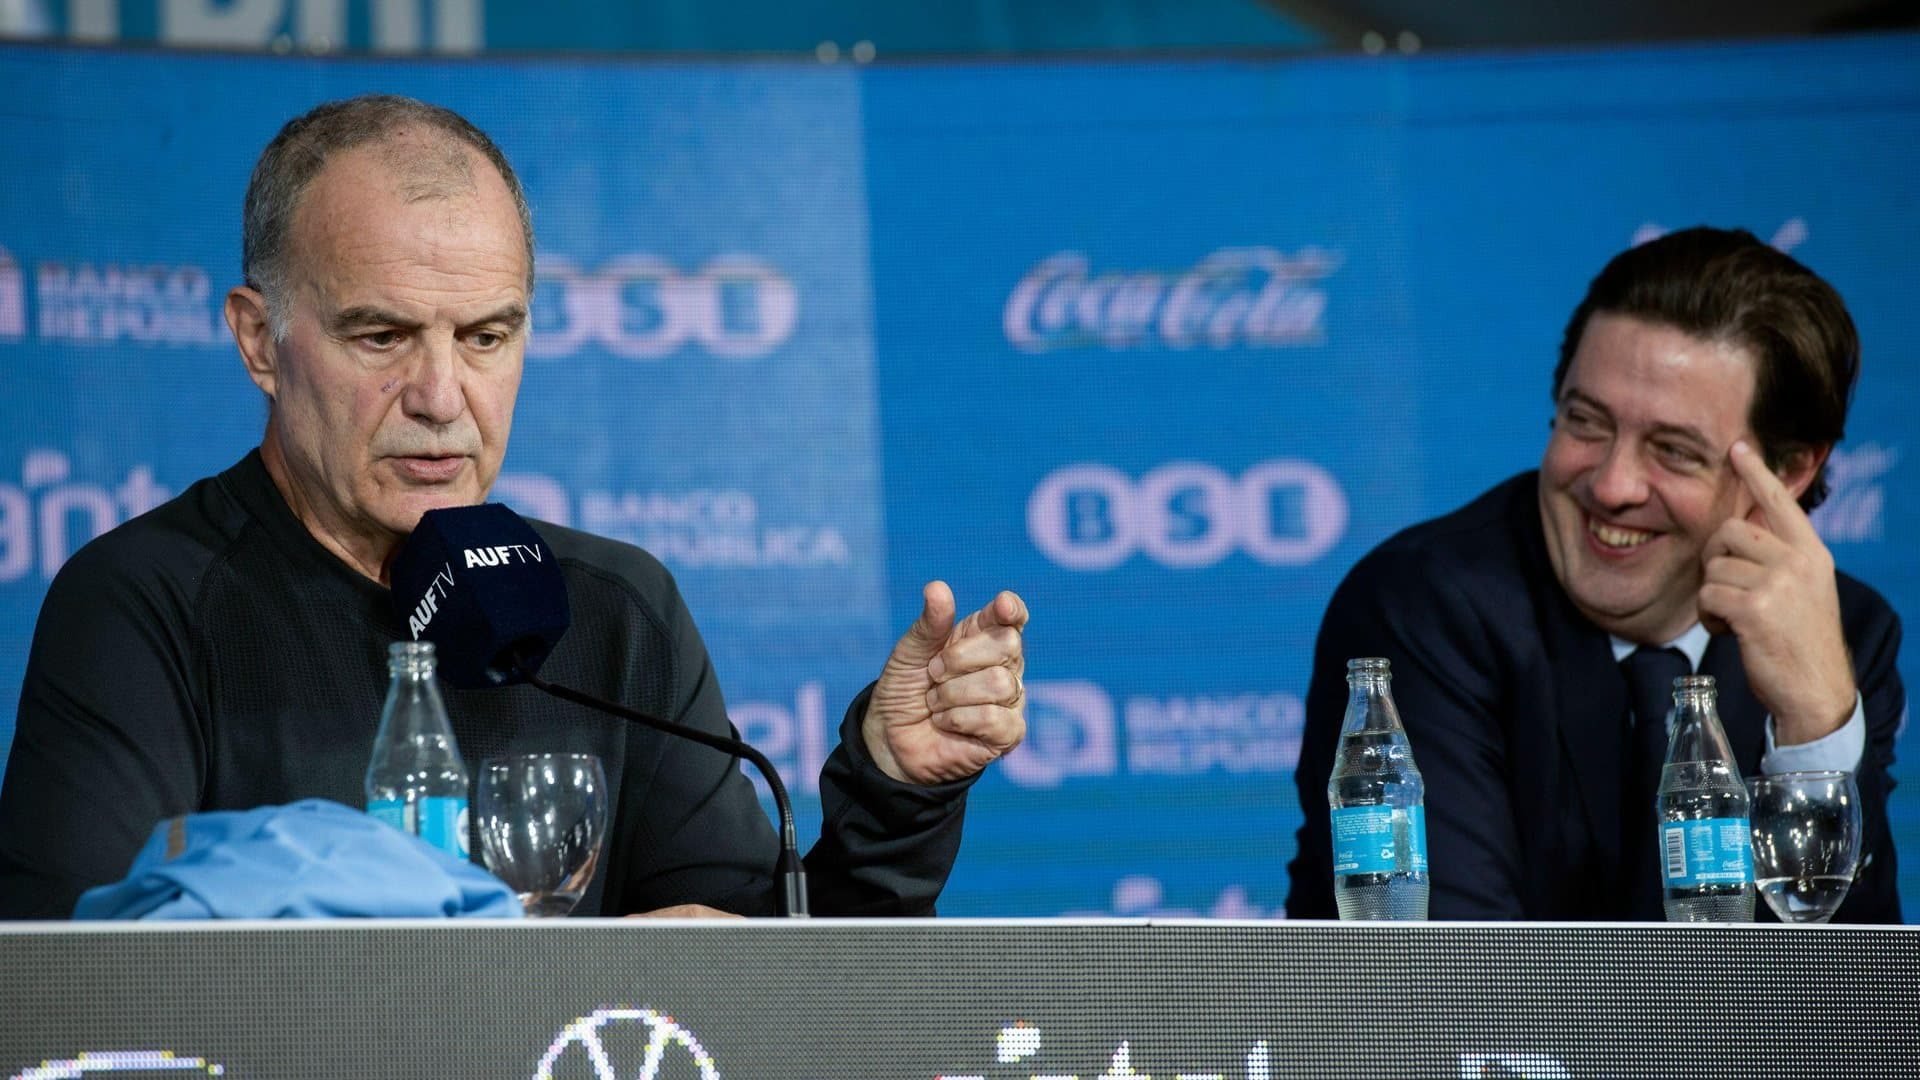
1610, 623, 1864, 774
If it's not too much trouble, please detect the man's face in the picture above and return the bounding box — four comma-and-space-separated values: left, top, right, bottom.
1538, 312, 1762, 644
242, 138, 529, 577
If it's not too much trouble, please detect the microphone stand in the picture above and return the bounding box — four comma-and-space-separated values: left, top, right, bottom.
515, 662, 810, 918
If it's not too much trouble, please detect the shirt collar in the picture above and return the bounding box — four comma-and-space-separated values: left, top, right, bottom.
1610, 622, 1711, 671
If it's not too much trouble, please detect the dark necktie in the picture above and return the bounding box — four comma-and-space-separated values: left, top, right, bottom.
1620, 645, 1690, 918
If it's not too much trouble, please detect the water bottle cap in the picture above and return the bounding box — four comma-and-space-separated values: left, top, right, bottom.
387, 639, 438, 673
1672, 673, 1715, 692
1346, 657, 1391, 676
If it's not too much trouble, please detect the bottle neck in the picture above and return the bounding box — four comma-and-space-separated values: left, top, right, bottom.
1674, 688, 1715, 715
389, 659, 437, 683
1665, 688, 1737, 765
1343, 675, 1402, 733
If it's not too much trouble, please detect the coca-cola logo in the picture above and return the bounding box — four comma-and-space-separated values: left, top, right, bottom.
1002, 247, 1338, 354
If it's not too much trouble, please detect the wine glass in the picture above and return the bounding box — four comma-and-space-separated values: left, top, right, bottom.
1747, 770, 1862, 924
476, 753, 608, 918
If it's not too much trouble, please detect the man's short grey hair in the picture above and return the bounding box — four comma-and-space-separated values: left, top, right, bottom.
241, 94, 536, 340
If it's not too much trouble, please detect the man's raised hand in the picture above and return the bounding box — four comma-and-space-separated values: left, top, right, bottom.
864, 582, 1028, 785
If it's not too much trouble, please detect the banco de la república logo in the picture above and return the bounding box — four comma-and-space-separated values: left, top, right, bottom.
0, 246, 220, 348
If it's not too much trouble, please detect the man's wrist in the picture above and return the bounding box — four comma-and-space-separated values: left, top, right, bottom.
1773, 688, 1857, 747
1763, 693, 1866, 775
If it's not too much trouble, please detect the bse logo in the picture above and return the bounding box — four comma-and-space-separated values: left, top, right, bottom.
1027, 460, 1347, 570
529, 255, 797, 361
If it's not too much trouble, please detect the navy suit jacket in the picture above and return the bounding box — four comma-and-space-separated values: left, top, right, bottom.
1286, 472, 1904, 921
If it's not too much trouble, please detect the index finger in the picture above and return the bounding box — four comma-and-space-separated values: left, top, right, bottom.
1728, 440, 1821, 547
961, 590, 1029, 636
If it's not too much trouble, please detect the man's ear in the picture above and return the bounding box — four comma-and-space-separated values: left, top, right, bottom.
225, 286, 278, 399
1775, 444, 1829, 503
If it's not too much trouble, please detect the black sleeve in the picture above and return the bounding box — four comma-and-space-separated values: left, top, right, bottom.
1835, 593, 1904, 923
804, 683, 974, 917
599, 576, 969, 917
0, 541, 207, 918
1286, 550, 1521, 920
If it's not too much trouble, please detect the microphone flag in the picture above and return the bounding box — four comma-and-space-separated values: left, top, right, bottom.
389, 503, 572, 689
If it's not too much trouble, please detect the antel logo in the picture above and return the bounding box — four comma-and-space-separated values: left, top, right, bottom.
1028, 460, 1348, 570
529, 255, 798, 360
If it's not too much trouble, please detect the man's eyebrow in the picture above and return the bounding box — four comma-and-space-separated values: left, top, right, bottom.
1559, 388, 1611, 415
464, 304, 527, 331
1562, 388, 1713, 447
1647, 420, 1714, 449
327, 306, 423, 334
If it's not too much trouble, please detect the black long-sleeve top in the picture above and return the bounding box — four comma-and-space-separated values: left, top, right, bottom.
0, 450, 973, 918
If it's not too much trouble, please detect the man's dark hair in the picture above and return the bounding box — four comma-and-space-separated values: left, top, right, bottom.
1553, 226, 1859, 510
241, 94, 535, 339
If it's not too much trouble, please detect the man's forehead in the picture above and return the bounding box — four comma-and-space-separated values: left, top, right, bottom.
294, 136, 517, 238
1562, 319, 1759, 444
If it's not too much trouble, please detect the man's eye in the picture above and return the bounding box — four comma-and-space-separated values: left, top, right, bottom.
1562, 410, 1605, 436
1656, 442, 1703, 468
360, 330, 404, 349
469, 330, 504, 349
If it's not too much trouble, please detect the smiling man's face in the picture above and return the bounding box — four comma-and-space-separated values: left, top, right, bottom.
1538, 312, 1762, 644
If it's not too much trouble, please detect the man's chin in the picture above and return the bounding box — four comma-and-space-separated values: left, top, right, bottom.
379, 491, 484, 535
1565, 584, 1691, 642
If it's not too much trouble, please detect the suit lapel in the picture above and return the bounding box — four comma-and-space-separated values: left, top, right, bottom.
1540, 596, 1629, 888
1512, 476, 1632, 896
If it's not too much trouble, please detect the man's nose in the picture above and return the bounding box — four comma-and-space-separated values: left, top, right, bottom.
1588, 440, 1651, 509
401, 333, 465, 426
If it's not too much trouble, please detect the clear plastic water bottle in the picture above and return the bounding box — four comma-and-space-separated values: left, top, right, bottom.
1656, 674, 1754, 922
1328, 656, 1429, 920
365, 640, 470, 859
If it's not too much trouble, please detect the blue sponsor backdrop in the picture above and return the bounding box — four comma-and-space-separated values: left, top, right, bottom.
1, 35, 1915, 920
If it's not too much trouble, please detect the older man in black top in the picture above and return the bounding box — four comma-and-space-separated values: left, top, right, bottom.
0, 95, 1030, 918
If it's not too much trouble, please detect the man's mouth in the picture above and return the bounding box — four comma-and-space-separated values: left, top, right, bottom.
392, 455, 467, 483
1588, 517, 1658, 550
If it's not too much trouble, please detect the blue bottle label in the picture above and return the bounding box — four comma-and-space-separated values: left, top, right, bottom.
367, 796, 470, 859
1660, 817, 1754, 887
417, 796, 469, 859
1331, 805, 1427, 875
367, 798, 410, 832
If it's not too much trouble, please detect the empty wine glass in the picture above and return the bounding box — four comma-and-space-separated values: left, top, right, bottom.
1747, 770, 1862, 924
476, 753, 608, 917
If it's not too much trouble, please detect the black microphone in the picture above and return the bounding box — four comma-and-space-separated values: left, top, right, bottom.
390, 502, 570, 690
391, 503, 810, 917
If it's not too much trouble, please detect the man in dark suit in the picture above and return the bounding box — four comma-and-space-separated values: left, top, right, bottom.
1286, 227, 1903, 921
